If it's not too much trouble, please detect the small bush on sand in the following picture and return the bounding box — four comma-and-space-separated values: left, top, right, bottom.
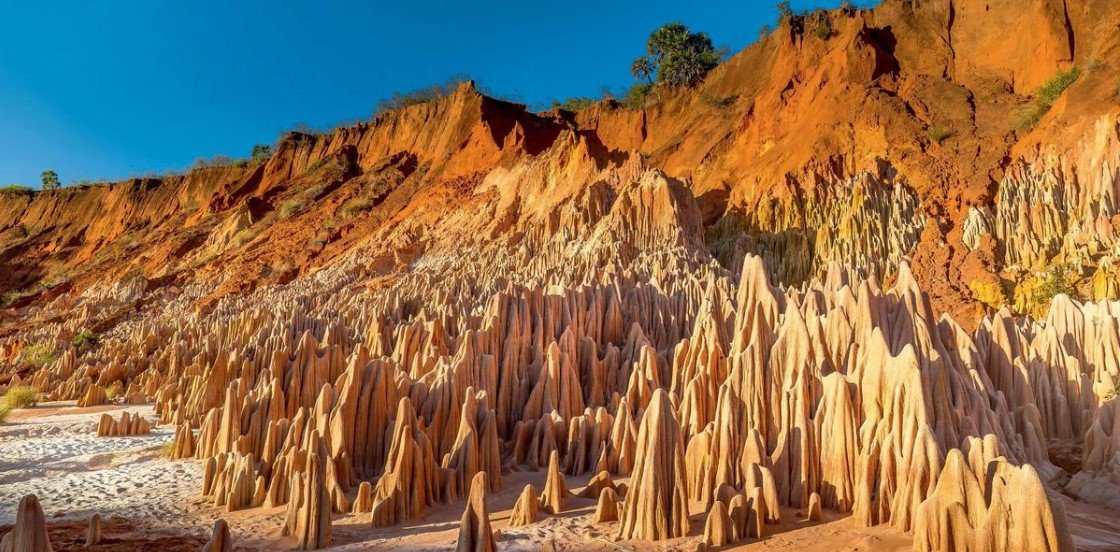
106, 382, 123, 401
0, 402, 12, 422
5, 386, 38, 409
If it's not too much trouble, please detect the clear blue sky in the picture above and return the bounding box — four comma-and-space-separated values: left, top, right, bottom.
0, 0, 854, 187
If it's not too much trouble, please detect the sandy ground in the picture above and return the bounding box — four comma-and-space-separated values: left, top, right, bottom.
2, 403, 1119, 551
233, 470, 913, 552
0, 403, 204, 532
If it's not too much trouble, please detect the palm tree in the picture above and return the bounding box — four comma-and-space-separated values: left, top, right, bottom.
631, 56, 655, 85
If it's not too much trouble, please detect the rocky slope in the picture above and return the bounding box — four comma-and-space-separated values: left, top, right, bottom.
2, 0, 1120, 551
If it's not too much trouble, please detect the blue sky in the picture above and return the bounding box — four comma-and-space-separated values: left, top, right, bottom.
0, 0, 854, 187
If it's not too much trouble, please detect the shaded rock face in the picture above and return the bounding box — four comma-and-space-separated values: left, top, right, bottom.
1, 2, 1119, 552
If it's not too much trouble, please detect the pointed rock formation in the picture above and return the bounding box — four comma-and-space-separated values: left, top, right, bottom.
282, 432, 332, 550
201, 519, 233, 552
807, 492, 822, 521
85, 514, 101, 546
539, 450, 570, 514
508, 485, 540, 527
351, 481, 373, 515
0, 495, 51, 552
593, 487, 620, 523
702, 501, 734, 547
455, 472, 497, 552
96, 411, 153, 437
617, 389, 690, 540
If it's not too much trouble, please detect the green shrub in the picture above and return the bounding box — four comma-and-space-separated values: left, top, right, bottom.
927, 126, 952, 143
374, 75, 471, 116
553, 97, 597, 112
701, 93, 738, 109
71, 329, 99, 348
0, 402, 11, 422
192, 155, 243, 170
17, 345, 57, 367
106, 382, 123, 400
632, 22, 721, 87
812, 13, 834, 40
279, 200, 303, 218
250, 144, 273, 163
1106, 379, 1120, 401
619, 83, 653, 109
1038, 263, 1079, 301
304, 158, 328, 174
340, 197, 373, 219
5, 386, 38, 409
1038, 67, 1084, 104
1015, 67, 1082, 131
0, 184, 33, 193
232, 228, 257, 248
41, 170, 61, 190
777, 1, 793, 20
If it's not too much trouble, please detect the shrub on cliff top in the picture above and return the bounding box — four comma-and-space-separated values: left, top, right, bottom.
250, 144, 272, 163
632, 23, 721, 87
192, 155, 239, 170
619, 83, 654, 109
811, 11, 834, 40
40, 170, 61, 190
374, 74, 472, 117
553, 97, 597, 113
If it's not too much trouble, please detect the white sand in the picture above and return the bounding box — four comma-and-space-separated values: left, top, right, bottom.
0, 403, 201, 530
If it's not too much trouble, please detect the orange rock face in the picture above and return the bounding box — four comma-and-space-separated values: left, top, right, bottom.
2, 2, 1120, 552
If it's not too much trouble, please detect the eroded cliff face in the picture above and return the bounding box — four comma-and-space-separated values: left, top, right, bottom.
4, 1, 1112, 327
2, 1, 1120, 550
